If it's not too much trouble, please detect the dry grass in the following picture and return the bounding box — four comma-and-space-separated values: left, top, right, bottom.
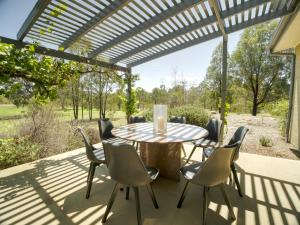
223, 113, 299, 160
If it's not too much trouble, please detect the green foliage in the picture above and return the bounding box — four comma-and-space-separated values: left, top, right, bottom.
203, 42, 225, 109
230, 21, 288, 115
259, 136, 272, 147
121, 73, 139, 123
0, 104, 26, 119
144, 105, 210, 127
0, 42, 81, 106
152, 85, 168, 104
0, 95, 11, 104
0, 137, 40, 169
264, 99, 288, 135
170, 105, 210, 127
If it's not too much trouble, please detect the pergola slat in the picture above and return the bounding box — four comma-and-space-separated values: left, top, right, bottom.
112, 0, 269, 63
128, 6, 294, 67
17, 0, 51, 40
88, 0, 202, 58
15, 0, 299, 69
111, 16, 217, 63
60, 0, 129, 49
128, 31, 223, 67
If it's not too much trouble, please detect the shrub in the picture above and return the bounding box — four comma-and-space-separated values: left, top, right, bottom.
144, 105, 210, 127
0, 137, 40, 169
264, 99, 288, 136
17, 103, 96, 158
259, 136, 272, 147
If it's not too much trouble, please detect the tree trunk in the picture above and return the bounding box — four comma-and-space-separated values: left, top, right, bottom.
252, 96, 258, 116
71, 82, 79, 120
81, 84, 84, 120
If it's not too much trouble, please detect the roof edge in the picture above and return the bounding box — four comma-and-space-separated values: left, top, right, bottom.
270, 1, 300, 53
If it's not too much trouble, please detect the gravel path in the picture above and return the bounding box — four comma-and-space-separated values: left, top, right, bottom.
222, 113, 300, 160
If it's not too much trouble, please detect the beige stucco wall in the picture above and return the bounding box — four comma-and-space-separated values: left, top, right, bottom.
290, 44, 300, 149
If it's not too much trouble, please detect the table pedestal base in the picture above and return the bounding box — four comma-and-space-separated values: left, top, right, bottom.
140, 142, 182, 181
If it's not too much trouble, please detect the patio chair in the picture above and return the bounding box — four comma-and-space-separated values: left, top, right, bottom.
129, 116, 146, 151
169, 116, 186, 124
102, 141, 159, 225
185, 118, 222, 164
129, 115, 146, 124
77, 128, 106, 199
169, 116, 187, 156
98, 118, 124, 144
202, 126, 249, 197
177, 145, 237, 225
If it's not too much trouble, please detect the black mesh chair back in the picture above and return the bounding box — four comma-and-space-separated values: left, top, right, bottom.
193, 145, 236, 187
129, 116, 146, 124
102, 141, 152, 186
206, 118, 222, 142
228, 126, 249, 161
98, 118, 115, 140
169, 116, 186, 124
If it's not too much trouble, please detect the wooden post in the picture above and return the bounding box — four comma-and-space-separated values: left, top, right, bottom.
220, 36, 228, 145
126, 68, 132, 124
286, 54, 296, 142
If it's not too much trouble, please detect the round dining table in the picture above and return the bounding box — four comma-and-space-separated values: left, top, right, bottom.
112, 122, 208, 181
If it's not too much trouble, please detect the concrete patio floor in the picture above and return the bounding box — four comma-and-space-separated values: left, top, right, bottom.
1, 144, 300, 225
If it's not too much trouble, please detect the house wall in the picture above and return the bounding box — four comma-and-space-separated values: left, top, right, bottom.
290, 44, 300, 149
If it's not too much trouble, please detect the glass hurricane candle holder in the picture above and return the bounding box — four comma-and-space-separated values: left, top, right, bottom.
153, 104, 167, 134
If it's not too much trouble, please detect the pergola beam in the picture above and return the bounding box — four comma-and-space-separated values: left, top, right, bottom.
220, 36, 228, 145
60, 0, 130, 50
209, 0, 227, 39
208, 0, 227, 144
0, 36, 129, 73
88, 0, 201, 58
17, 0, 51, 41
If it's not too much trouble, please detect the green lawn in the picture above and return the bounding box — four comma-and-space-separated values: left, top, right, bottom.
0, 105, 27, 118
0, 104, 127, 137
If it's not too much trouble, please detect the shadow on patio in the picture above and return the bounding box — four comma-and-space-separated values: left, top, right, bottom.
1, 145, 299, 225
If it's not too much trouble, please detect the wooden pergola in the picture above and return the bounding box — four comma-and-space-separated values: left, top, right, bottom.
2, 0, 299, 141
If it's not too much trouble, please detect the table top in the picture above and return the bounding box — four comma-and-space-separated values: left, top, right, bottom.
112, 122, 208, 143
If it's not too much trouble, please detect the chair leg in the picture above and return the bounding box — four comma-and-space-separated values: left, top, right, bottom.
133, 187, 142, 225
126, 186, 130, 200
135, 142, 139, 151
201, 149, 206, 161
177, 181, 189, 208
146, 183, 159, 209
182, 144, 187, 157
202, 186, 208, 225
86, 162, 97, 199
102, 182, 120, 223
231, 164, 243, 197
220, 183, 236, 220
185, 146, 197, 164
87, 162, 93, 183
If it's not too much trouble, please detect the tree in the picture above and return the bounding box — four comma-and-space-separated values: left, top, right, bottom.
231, 21, 288, 116
152, 85, 168, 104
0, 42, 78, 106
95, 69, 123, 119
203, 42, 224, 110
122, 73, 139, 123
136, 87, 151, 110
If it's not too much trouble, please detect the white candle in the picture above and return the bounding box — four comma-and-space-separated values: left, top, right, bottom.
158, 116, 164, 131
